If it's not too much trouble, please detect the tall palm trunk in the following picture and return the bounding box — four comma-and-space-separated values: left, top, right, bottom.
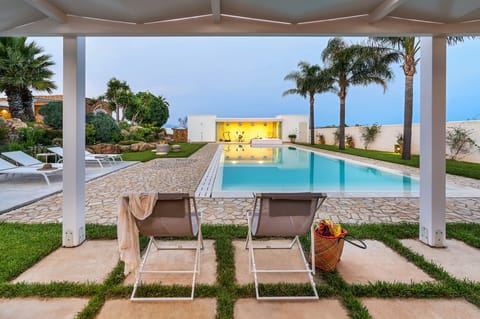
5, 85, 34, 122
309, 93, 315, 145
402, 74, 414, 160
21, 88, 35, 122
338, 84, 346, 150
339, 96, 346, 150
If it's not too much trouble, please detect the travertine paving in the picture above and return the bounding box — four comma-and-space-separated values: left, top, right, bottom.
0, 298, 89, 319
13, 240, 119, 284
336, 240, 434, 284
96, 299, 217, 319
1, 143, 479, 225
361, 298, 480, 319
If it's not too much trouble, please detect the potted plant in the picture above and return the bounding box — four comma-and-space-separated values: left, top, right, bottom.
394, 133, 403, 153
317, 134, 326, 145
288, 134, 297, 143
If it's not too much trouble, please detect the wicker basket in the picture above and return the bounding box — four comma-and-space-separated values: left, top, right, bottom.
312, 228, 348, 272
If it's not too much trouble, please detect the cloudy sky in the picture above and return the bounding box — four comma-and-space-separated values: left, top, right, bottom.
17, 36, 480, 127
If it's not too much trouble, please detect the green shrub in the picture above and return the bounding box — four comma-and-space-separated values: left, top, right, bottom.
38, 101, 63, 129
44, 129, 63, 144
127, 127, 154, 142
85, 123, 96, 145
0, 118, 8, 145
16, 127, 46, 147
118, 121, 131, 131
86, 112, 121, 144
7, 141, 25, 151
446, 126, 479, 160
51, 137, 62, 146
360, 123, 382, 150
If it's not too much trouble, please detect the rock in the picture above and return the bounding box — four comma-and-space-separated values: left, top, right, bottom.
121, 129, 129, 136
130, 142, 155, 152
88, 143, 121, 154
5, 118, 27, 131
119, 145, 131, 152
171, 144, 181, 153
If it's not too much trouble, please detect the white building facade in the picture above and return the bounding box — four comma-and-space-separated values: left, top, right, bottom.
188, 114, 309, 143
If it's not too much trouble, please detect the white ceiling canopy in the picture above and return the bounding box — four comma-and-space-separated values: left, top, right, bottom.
0, 0, 479, 36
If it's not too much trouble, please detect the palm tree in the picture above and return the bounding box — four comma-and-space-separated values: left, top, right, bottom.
0, 37, 56, 122
105, 78, 132, 123
322, 37, 399, 150
283, 61, 333, 144
371, 36, 471, 160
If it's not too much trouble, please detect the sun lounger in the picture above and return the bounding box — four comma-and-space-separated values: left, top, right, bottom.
1, 151, 62, 169
0, 157, 62, 185
47, 146, 109, 168
85, 150, 123, 163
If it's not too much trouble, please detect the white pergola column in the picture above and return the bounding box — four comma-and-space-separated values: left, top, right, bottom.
419, 36, 447, 247
62, 36, 86, 247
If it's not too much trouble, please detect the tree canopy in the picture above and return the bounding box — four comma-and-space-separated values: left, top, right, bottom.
125, 91, 169, 127
0, 37, 56, 122
283, 61, 333, 144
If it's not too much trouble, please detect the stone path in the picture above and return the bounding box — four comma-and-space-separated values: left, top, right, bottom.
1, 143, 479, 224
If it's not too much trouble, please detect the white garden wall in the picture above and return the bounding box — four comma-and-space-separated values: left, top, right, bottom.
187, 115, 217, 142
315, 120, 480, 163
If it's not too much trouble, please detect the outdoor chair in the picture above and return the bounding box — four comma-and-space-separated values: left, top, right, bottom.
0, 157, 62, 185
245, 192, 327, 300
47, 146, 108, 168
1, 150, 63, 168
120, 193, 203, 301
85, 150, 123, 163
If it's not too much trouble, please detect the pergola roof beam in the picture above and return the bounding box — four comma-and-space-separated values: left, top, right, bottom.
24, 0, 67, 24
369, 0, 409, 24
211, 0, 221, 24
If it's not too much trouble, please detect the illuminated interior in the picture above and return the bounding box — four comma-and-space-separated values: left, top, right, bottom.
0, 108, 11, 119
223, 144, 280, 163
216, 121, 280, 143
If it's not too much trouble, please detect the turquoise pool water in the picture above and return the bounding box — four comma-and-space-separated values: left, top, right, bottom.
216, 145, 419, 193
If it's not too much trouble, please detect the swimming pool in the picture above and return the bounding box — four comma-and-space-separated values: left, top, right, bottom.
206, 145, 420, 196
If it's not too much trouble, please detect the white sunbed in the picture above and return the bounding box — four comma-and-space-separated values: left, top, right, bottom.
0, 157, 62, 185
1, 151, 63, 169
85, 150, 123, 163
47, 146, 110, 168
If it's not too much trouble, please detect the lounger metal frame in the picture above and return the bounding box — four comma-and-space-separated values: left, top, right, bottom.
130, 196, 204, 301
245, 192, 326, 300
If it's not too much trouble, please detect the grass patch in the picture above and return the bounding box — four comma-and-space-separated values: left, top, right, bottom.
1, 223, 479, 318
121, 142, 206, 162
0, 223, 61, 282
303, 144, 480, 179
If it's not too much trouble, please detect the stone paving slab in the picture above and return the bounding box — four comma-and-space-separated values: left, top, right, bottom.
336, 240, 434, 285
362, 298, 480, 319
96, 298, 217, 319
401, 239, 480, 282
234, 240, 320, 285
234, 298, 349, 319
0, 297, 88, 319
13, 240, 118, 284
123, 240, 217, 286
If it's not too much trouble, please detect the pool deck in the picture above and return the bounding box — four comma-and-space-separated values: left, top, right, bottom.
0, 143, 479, 225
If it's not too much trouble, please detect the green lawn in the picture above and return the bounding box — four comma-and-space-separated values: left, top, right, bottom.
302, 144, 480, 180
121, 142, 207, 162
1, 222, 479, 319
